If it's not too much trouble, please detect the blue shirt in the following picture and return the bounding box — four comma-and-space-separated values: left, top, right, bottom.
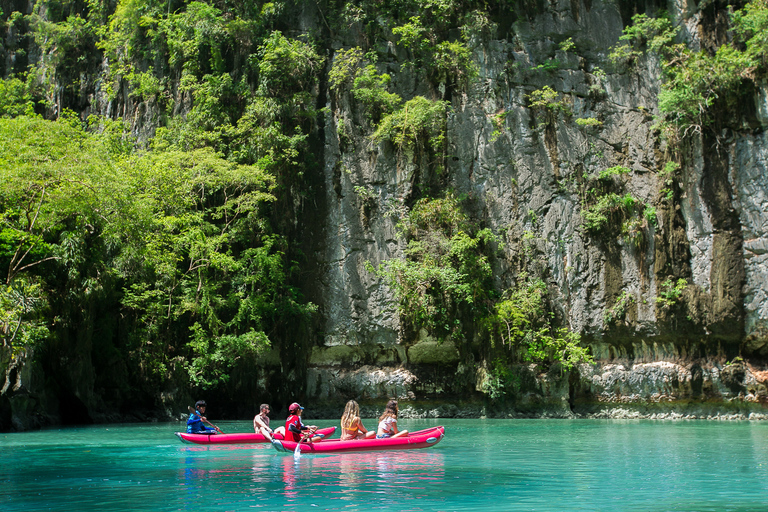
186, 412, 216, 434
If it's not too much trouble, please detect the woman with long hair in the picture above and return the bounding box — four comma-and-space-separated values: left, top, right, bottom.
376, 399, 409, 439
340, 400, 375, 441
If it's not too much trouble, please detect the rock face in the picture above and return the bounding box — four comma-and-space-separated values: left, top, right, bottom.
4, 0, 768, 428
302, 0, 768, 417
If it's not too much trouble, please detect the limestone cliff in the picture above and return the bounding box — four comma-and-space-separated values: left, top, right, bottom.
3, 0, 768, 429
305, 0, 768, 418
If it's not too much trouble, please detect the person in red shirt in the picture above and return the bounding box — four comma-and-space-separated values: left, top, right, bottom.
285, 402, 321, 442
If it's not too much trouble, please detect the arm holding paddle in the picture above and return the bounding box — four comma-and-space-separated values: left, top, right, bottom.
286, 402, 322, 443
187, 401, 223, 434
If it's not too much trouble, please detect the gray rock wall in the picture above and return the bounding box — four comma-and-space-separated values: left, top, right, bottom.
307, 0, 768, 417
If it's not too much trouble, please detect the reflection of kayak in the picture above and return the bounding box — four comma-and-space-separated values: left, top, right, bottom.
175, 426, 337, 444
271, 426, 445, 454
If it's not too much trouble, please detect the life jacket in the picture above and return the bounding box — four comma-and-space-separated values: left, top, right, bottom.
285, 414, 303, 442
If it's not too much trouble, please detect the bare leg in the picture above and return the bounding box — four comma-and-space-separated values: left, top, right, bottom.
259, 427, 273, 442
391, 430, 409, 439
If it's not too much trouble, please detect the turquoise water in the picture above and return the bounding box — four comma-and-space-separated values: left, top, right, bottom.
3, 418, 768, 511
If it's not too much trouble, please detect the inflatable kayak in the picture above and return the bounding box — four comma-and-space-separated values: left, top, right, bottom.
271, 426, 445, 454
175, 426, 337, 445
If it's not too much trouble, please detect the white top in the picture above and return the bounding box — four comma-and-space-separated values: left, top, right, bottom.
378, 416, 397, 434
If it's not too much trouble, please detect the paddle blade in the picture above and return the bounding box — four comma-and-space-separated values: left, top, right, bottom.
293, 441, 302, 460
270, 439, 287, 453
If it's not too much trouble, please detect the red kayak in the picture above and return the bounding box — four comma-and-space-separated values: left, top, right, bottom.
175, 426, 337, 445
271, 426, 445, 454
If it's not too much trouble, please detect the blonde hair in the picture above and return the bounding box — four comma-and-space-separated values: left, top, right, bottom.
341, 400, 360, 430
378, 399, 399, 422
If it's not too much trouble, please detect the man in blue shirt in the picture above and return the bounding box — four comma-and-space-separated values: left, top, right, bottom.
187, 400, 218, 434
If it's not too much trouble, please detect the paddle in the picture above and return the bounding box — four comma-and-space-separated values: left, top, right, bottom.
293, 427, 317, 459
187, 406, 224, 434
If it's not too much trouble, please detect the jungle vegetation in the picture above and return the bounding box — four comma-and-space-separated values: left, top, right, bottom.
2, 0, 767, 417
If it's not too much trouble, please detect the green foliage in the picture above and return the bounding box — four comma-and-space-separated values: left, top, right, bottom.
580, 165, 655, 241
371, 96, 449, 152
643, 205, 658, 227
490, 110, 508, 142
329, 47, 402, 119
582, 193, 637, 232
575, 117, 602, 128
613, 2, 768, 136
659, 44, 753, 134
373, 192, 591, 374
559, 37, 575, 53
0, 278, 50, 358
460, 10, 497, 41
527, 86, 571, 116
733, 0, 768, 69
492, 275, 546, 347
0, 114, 317, 395
188, 324, 270, 389
604, 290, 635, 325
480, 358, 517, 400
393, 16, 477, 88
354, 185, 376, 203
658, 161, 680, 201
609, 13, 678, 65
598, 165, 631, 181
329, 47, 363, 91
529, 59, 560, 73
0, 77, 36, 117
370, 193, 499, 340
490, 274, 593, 370
524, 327, 592, 371
656, 278, 687, 308
257, 31, 325, 96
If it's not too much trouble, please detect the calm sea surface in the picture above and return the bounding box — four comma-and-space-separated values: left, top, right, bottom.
3, 418, 768, 511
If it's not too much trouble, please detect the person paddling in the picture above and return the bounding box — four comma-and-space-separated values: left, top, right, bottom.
187, 400, 219, 434
376, 399, 408, 439
253, 403, 285, 442
285, 402, 321, 443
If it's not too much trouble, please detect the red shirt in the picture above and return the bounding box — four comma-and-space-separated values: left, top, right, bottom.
285, 414, 303, 442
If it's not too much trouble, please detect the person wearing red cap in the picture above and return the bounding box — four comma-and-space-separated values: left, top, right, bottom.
285, 402, 321, 443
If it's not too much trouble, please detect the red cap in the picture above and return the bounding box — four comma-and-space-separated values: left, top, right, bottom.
288, 402, 304, 413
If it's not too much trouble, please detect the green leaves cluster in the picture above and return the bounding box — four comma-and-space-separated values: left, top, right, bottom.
656, 278, 687, 308
372, 193, 592, 376
580, 166, 656, 245
612, 1, 768, 135
527, 86, 572, 120
490, 274, 592, 371
0, 278, 49, 359
609, 13, 677, 65
329, 47, 402, 120
372, 96, 449, 152
0, 113, 316, 393
393, 16, 477, 89
370, 193, 498, 339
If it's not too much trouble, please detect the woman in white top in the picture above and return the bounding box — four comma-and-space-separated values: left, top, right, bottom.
376, 399, 408, 439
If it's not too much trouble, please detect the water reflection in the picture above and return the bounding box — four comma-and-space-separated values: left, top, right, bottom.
273, 450, 446, 506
